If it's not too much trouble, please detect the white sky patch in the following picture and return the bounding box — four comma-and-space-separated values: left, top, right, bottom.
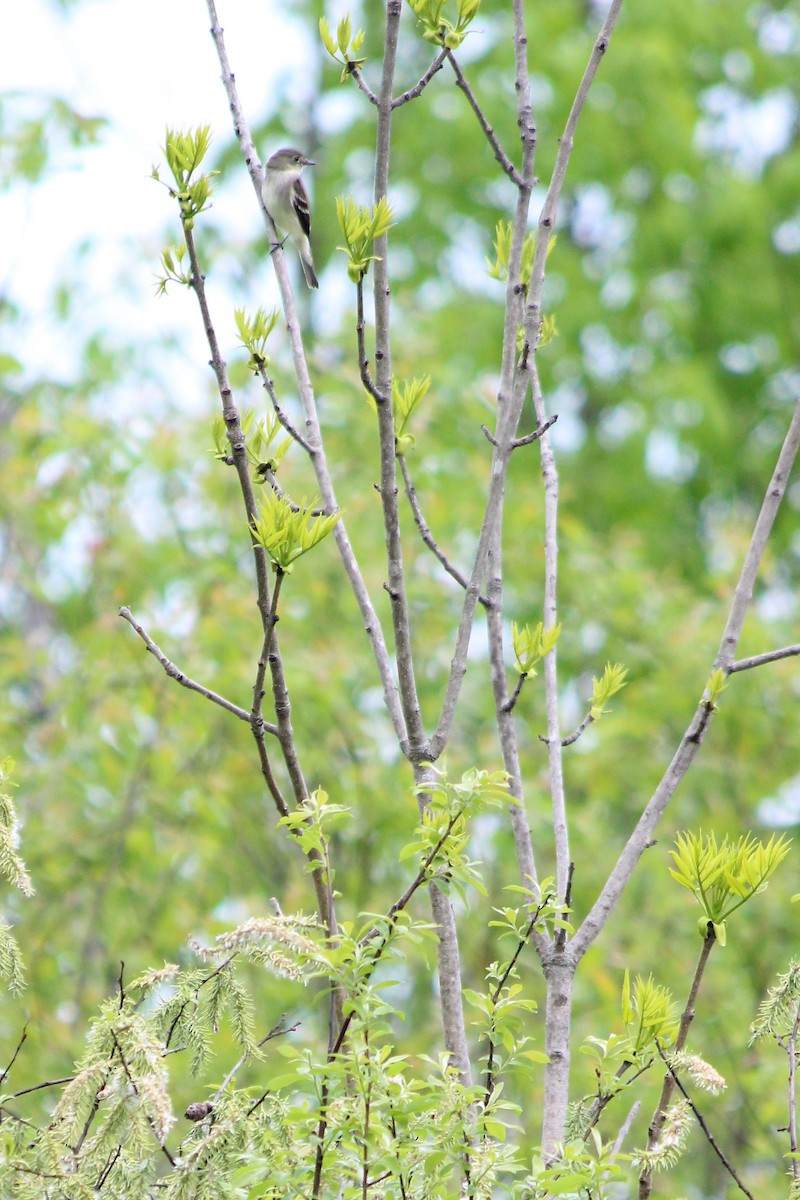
1, 0, 309, 375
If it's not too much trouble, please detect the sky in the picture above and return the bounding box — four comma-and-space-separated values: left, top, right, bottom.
1, 0, 311, 385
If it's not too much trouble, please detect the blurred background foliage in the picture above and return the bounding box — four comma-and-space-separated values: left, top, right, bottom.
1, 0, 799, 1193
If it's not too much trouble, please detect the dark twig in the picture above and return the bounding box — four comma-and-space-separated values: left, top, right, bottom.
96, 1145, 122, 1191
6, 1075, 75, 1100
639, 926, 717, 1199
392, 49, 447, 107
119, 607, 260, 727
729, 643, 800, 673
350, 65, 380, 106
0, 1023, 28, 1089
511, 414, 559, 449
399, 456, 487, 604
257, 366, 314, 454
502, 673, 526, 714
260, 470, 327, 517
212, 1016, 300, 1105
356, 279, 387, 405
655, 1043, 755, 1200
539, 713, 594, 747
445, 50, 523, 186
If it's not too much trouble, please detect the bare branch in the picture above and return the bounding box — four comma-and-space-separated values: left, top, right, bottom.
357, 278, 388, 405
256, 364, 314, 454
611, 1101, 641, 1155
211, 1016, 300, 1105
349, 65, 380, 106
524, 0, 625, 349
372, 0, 427, 764
392, 49, 447, 108
119, 607, 259, 727
399, 456, 486, 603
512, 414, 558, 449
502, 673, 527, 714
445, 50, 524, 186
539, 712, 593, 748
0, 1023, 28, 1090
729, 643, 800, 673
573, 397, 800, 961
714, 403, 800, 673
530, 360, 568, 899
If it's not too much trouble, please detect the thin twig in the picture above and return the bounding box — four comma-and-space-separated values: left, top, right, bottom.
392, 49, 447, 107
6, 1075, 75, 1100
611, 1101, 641, 1156
501, 673, 526, 714
212, 1017, 300, 1104
639, 928, 717, 1199
0, 1023, 28, 1089
257, 366, 314, 454
574, 397, 800, 963
539, 713, 593, 747
655, 1043, 755, 1200
349, 65, 380, 106
729, 643, 800, 673
119, 607, 259, 726
511, 414, 558, 449
445, 49, 523, 186
399, 456, 487, 604
356, 278, 386, 405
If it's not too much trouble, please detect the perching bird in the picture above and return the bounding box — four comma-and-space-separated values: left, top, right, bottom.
261, 147, 319, 289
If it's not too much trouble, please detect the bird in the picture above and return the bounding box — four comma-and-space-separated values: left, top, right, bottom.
261, 147, 319, 289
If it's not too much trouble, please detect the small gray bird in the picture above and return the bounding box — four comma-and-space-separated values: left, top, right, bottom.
261, 147, 319, 289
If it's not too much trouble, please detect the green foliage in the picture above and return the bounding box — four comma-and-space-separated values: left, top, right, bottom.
155, 242, 191, 294
511, 620, 561, 678
234, 305, 280, 372
589, 663, 628, 721
401, 767, 511, 903
486, 221, 536, 288
669, 830, 791, 945
393, 375, 430, 455
750, 960, 800, 1043
154, 126, 218, 229
525, 1129, 629, 1199
620, 970, 678, 1056
336, 195, 395, 282
319, 14, 367, 82
0, 759, 33, 899
250, 491, 340, 573
703, 667, 728, 711
407, 0, 481, 50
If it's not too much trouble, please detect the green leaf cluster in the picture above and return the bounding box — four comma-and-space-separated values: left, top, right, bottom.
589, 662, 628, 721
234, 305, 280, 372
407, 0, 481, 50
155, 126, 218, 228
250, 491, 340, 573
336, 195, 395, 282
511, 620, 561, 678
319, 15, 366, 82
669, 830, 791, 945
